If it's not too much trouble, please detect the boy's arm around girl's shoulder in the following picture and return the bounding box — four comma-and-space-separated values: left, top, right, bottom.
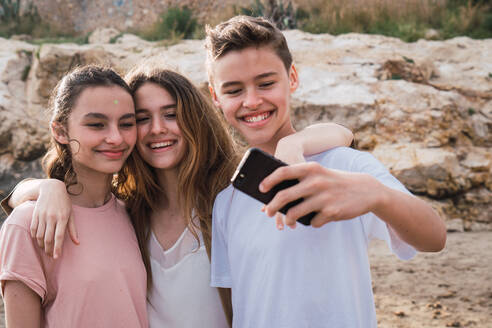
259, 149, 446, 252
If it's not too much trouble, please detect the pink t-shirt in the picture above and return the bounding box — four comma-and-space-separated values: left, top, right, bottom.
0, 195, 148, 328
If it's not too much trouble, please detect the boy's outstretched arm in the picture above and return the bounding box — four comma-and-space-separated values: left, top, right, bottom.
275, 123, 353, 164
4, 179, 77, 258
260, 163, 446, 252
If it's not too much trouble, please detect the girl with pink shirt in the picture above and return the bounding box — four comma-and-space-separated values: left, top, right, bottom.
0, 65, 148, 327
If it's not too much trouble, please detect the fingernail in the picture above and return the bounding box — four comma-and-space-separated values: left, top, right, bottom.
287, 223, 296, 229
261, 205, 265, 212
277, 224, 284, 231
259, 183, 265, 192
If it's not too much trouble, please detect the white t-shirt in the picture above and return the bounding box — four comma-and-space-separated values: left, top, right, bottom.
211, 147, 416, 328
147, 227, 229, 328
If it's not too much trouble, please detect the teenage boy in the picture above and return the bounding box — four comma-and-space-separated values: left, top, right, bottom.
206, 15, 446, 327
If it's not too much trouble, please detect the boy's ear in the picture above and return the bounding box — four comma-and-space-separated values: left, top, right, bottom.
51, 122, 69, 145
208, 84, 221, 108
288, 64, 299, 93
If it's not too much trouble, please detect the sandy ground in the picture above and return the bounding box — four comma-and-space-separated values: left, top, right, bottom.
0, 231, 490, 327
372, 231, 492, 328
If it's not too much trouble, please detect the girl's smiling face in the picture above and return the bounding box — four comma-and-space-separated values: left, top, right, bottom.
54, 85, 137, 176
134, 82, 186, 172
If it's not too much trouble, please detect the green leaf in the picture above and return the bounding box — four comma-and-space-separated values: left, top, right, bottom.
403, 56, 415, 64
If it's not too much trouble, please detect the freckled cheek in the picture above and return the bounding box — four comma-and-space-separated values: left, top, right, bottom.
169, 121, 182, 135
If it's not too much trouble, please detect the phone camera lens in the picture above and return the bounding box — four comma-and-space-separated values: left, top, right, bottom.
234, 173, 245, 186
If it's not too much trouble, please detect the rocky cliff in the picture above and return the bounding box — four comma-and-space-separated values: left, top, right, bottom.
0, 30, 490, 229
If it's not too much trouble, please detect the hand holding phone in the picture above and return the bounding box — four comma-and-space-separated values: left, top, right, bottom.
231, 148, 316, 225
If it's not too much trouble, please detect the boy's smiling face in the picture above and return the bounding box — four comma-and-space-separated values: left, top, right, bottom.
210, 46, 299, 154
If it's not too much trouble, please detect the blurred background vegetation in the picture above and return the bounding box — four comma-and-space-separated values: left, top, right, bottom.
1, 0, 491, 44
0, 0, 88, 43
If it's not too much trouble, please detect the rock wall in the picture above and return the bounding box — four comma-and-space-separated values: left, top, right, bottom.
0, 30, 490, 229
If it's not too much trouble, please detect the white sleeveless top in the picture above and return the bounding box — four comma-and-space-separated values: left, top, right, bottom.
147, 227, 229, 328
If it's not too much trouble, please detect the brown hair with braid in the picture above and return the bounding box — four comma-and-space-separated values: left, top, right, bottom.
124, 63, 241, 291
43, 64, 136, 197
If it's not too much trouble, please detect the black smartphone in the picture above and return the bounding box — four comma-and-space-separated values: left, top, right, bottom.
231, 148, 316, 225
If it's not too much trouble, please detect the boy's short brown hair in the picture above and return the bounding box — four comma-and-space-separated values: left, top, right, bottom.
205, 15, 293, 76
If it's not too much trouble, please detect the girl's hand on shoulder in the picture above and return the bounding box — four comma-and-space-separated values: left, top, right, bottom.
275, 123, 354, 165
275, 134, 306, 165
31, 179, 78, 258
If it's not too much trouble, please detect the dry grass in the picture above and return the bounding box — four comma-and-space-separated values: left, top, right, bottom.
291, 0, 491, 41
297, 0, 446, 22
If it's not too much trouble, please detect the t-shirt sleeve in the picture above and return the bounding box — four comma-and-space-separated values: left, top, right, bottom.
0, 204, 47, 301
351, 151, 417, 260
210, 193, 233, 288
